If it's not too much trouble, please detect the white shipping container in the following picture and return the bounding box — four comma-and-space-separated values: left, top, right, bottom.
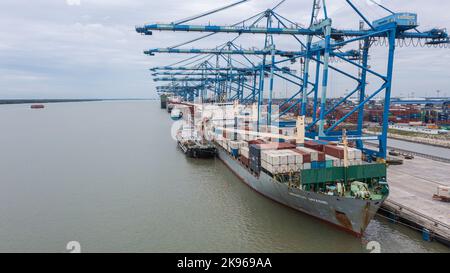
295, 154, 303, 164
265, 150, 275, 163
286, 152, 296, 165
348, 160, 359, 166
279, 153, 288, 165
264, 151, 273, 165
261, 150, 269, 163
303, 163, 311, 170
240, 147, 249, 158
340, 159, 356, 166
261, 160, 268, 171
229, 141, 239, 150
269, 152, 281, 166
347, 149, 356, 160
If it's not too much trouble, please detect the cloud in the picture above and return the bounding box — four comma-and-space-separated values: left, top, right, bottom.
0, 69, 49, 82
0, 0, 449, 99
66, 0, 81, 6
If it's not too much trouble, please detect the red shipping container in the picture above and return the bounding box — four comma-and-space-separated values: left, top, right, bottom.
324, 145, 345, 159
286, 139, 297, 145
248, 140, 265, 145
304, 140, 324, 152
275, 142, 297, 150
251, 142, 296, 152
292, 149, 312, 163
317, 151, 326, 162
240, 155, 250, 167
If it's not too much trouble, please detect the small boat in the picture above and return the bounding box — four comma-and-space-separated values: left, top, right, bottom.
170, 108, 183, 121
30, 104, 45, 109
403, 154, 414, 160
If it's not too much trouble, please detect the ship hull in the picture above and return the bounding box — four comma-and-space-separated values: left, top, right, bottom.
216, 147, 386, 236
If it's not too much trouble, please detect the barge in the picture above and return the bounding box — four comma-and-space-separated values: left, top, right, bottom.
176, 127, 216, 159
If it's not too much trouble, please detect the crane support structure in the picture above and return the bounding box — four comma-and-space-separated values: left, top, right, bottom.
136, 0, 449, 160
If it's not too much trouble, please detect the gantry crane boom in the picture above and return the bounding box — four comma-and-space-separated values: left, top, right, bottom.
136, 0, 449, 160
137, 23, 448, 42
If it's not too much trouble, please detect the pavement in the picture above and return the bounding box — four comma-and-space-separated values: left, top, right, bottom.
387, 156, 450, 228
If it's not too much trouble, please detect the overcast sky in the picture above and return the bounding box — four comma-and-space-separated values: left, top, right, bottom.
0, 0, 449, 99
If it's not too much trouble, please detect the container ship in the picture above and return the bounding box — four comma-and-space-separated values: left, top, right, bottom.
171, 102, 389, 236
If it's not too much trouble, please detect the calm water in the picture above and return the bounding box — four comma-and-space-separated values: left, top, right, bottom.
0, 101, 448, 253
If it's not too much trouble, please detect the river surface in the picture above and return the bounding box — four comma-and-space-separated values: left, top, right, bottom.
0, 101, 448, 253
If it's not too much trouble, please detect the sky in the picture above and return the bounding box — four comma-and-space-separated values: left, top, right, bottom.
0, 0, 449, 99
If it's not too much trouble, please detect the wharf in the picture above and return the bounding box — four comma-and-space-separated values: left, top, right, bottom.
381, 156, 450, 246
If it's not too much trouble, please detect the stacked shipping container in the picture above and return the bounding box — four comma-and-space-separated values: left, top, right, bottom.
215, 128, 366, 176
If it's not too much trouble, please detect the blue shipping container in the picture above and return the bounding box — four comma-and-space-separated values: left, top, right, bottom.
311, 161, 326, 169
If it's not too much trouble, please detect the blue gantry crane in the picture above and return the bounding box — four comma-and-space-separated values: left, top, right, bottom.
136, 0, 449, 160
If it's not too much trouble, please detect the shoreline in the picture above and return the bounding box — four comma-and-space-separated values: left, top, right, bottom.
0, 98, 156, 105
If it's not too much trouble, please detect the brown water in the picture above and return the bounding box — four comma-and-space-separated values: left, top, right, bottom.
0, 101, 447, 253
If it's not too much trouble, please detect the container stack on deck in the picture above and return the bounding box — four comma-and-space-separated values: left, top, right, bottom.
213, 121, 371, 179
